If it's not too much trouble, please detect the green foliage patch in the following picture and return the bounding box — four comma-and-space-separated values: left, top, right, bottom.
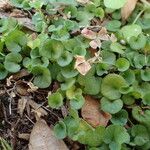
1, 0, 150, 149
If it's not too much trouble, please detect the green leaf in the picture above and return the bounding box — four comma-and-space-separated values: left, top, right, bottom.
104, 0, 126, 9
122, 94, 135, 105
110, 42, 125, 54
111, 110, 128, 126
4, 52, 22, 73
5, 30, 27, 52
96, 63, 109, 76
0, 64, 8, 80
80, 126, 105, 147
57, 51, 73, 67
40, 39, 64, 60
61, 63, 78, 78
32, 12, 47, 32
132, 106, 150, 124
101, 97, 123, 114
76, 11, 94, 26
66, 86, 82, 99
78, 74, 101, 95
31, 66, 51, 88
101, 74, 127, 100
120, 69, 135, 85
61, 78, 76, 91
131, 125, 149, 146
94, 7, 104, 19
133, 54, 146, 69
129, 34, 147, 50
70, 94, 85, 110
106, 20, 121, 32
141, 68, 150, 81
54, 121, 67, 139
104, 125, 130, 145
121, 24, 142, 42
116, 58, 130, 72
48, 92, 63, 109
101, 50, 116, 65
143, 92, 150, 105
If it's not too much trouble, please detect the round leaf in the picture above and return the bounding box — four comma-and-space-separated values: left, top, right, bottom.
4, 52, 22, 73
48, 92, 63, 109
104, 0, 127, 9
40, 39, 64, 60
101, 74, 127, 100
101, 97, 123, 114
116, 58, 130, 72
111, 110, 128, 125
54, 121, 67, 139
0, 63, 8, 80
31, 66, 51, 88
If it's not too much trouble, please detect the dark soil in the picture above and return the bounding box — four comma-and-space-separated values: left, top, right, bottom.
0, 71, 85, 150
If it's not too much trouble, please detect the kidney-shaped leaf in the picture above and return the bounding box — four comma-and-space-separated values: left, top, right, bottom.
40, 39, 64, 60
31, 66, 51, 88
48, 92, 63, 109
101, 97, 123, 114
4, 52, 22, 73
101, 74, 127, 100
0, 63, 8, 80
5, 30, 27, 52
104, 0, 127, 9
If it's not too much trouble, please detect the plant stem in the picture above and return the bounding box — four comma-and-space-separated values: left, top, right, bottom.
140, 0, 150, 7
132, 9, 144, 24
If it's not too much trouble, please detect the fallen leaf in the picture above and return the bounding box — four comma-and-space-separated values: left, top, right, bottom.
97, 27, 110, 41
74, 55, 91, 76
28, 99, 48, 117
110, 33, 117, 42
29, 119, 68, 150
81, 95, 112, 127
76, 0, 90, 4
13, 69, 30, 80
18, 133, 30, 141
0, 0, 12, 11
17, 97, 28, 117
27, 82, 38, 92
10, 9, 28, 18
0, 12, 35, 31
81, 28, 97, 40
89, 39, 101, 49
16, 81, 29, 96
88, 51, 102, 64
121, 0, 138, 20
6, 76, 13, 86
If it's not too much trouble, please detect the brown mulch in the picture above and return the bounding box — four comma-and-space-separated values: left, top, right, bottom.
0, 70, 85, 150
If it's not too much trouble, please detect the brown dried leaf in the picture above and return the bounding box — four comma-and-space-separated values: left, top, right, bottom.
89, 39, 101, 49
81, 28, 97, 40
98, 27, 110, 41
74, 56, 91, 76
121, 0, 138, 20
16, 82, 29, 96
81, 96, 112, 127
76, 0, 90, 4
13, 69, 29, 80
17, 97, 27, 117
0, 0, 12, 10
29, 119, 68, 150
27, 82, 38, 92
0, 12, 35, 31
18, 133, 30, 141
28, 99, 48, 117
